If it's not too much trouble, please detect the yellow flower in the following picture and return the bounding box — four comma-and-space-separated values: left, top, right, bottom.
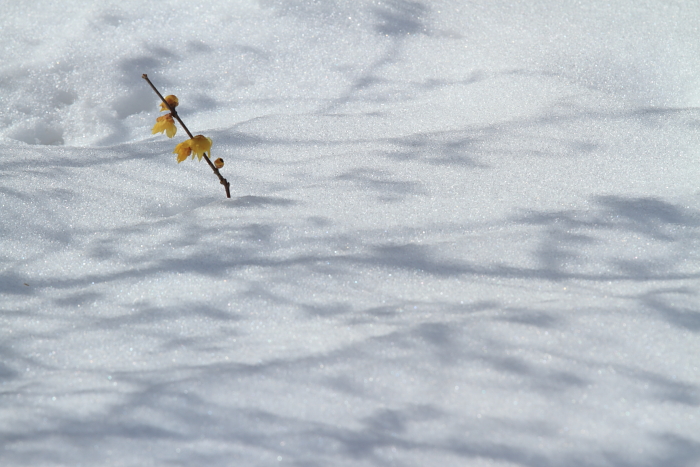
159, 94, 179, 112
173, 135, 212, 163
151, 114, 177, 138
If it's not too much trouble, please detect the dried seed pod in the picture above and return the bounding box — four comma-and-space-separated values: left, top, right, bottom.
214, 158, 224, 169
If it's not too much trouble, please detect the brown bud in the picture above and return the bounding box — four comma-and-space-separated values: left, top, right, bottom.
214, 158, 224, 169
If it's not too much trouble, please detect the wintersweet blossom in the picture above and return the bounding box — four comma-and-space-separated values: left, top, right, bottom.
151, 114, 177, 138
173, 135, 213, 163
159, 94, 179, 112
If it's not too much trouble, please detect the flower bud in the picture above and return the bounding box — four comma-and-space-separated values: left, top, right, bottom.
159, 95, 179, 112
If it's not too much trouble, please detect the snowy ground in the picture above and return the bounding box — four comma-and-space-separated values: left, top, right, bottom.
2, 1, 700, 466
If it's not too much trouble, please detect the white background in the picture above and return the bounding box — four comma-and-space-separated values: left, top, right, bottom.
1, 1, 699, 465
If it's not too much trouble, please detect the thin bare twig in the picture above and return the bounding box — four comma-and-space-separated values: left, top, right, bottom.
142, 74, 231, 198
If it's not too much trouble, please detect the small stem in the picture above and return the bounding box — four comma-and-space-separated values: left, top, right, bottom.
142, 74, 231, 199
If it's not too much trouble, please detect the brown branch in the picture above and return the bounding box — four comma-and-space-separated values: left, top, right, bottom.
142, 74, 231, 199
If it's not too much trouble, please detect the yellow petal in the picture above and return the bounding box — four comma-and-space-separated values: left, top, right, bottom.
173, 140, 192, 163
151, 114, 177, 138
159, 94, 179, 112
189, 135, 212, 161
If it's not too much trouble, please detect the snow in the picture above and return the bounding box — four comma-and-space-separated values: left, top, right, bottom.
1, 1, 700, 465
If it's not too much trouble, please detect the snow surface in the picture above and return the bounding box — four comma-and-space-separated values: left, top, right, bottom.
2, 1, 700, 465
